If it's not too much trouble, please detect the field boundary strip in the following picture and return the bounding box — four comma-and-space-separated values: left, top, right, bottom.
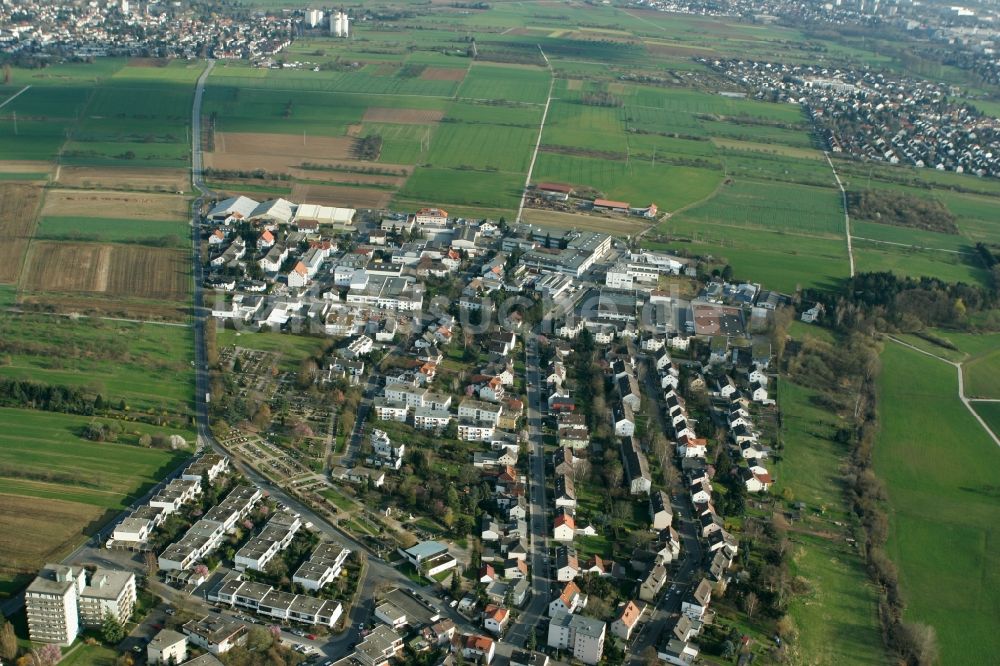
887, 336, 1000, 448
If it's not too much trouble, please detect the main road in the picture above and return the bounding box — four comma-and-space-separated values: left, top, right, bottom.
185, 60, 475, 652
500, 335, 551, 653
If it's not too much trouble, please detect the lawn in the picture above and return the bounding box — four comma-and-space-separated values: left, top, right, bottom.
852, 240, 990, 287
874, 342, 1000, 665
217, 328, 327, 371
775, 379, 887, 665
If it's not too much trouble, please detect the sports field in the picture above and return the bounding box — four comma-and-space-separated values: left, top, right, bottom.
874, 343, 1000, 664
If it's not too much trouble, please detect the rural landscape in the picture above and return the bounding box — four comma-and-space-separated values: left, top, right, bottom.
0, 0, 999, 665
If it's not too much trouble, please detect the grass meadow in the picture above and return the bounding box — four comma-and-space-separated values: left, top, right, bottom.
0, 314, 194, 416
776, 379, 888, 665
874, 343, 1000, 664
0, 406, 191, 593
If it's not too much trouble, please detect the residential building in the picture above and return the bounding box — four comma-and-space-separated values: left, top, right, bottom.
148, 629, 188, 665
463, 634, 496, 664
548, 581, 587, 616
547, 611, 606, 665
610, 601, 644, 640
78, 569, 137, 627
25, 564, 86, 646
182, 616, 247, 656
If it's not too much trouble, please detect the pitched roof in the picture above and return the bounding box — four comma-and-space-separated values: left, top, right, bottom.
616, 600, 642, 628
554, 513, 575, 530
558, 581, 581, 607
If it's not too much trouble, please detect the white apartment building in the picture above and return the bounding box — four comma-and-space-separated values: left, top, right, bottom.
78, 569, 137, 627
547, 611, 606, 665
458, 398, 503, 426
25, 565, 86, 646
26, 565, 136, 646
458, 420, 496, 442
413, 407, 453, 430
293, 543, 351, 591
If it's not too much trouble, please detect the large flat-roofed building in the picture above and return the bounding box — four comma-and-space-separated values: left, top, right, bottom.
25, 565, 136, 646
25, 564, 86, 645
690, 301, 746, 337
346, 274, 424, 311
520, 231, 612, 278
78, 569, 136, 627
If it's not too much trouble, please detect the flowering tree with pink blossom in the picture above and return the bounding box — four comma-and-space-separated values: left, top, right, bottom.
36, 643, 61, 666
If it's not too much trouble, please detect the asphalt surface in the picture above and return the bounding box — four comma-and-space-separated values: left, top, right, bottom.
499, 336, 551, 655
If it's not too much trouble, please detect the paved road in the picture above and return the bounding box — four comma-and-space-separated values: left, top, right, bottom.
624, 355, 705, 662
500, 336, 551, 654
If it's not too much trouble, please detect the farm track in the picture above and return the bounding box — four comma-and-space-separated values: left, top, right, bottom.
516, 46, 554, 225
888, 336, 1000, 448
850, 236, 971, 255
0, 85, 31, 110
825, 151, 855, 277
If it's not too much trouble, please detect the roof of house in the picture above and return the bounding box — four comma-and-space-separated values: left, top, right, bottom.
594, 198, 630, 209
484, 604, 508, 623
417, 207, 449, 218
536, 182, 574, 193
558, 581, 582, 606
465, 634, 494, 651
554, 513, 575, 530
616, 600, 643, 628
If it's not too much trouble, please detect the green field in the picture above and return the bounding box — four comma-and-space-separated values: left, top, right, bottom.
0, 406, 189, 507
35, 216, 189, 247
972, 402, 1000, 436
0, 315, 194, 416
533, 153, 720, 210
776, 378, 887, 666
874, 343, 1000, 664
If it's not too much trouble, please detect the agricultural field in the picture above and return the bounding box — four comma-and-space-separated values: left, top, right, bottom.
20, 241, 190, 303
0, 184, 43, 284
35, 216, 188, 248
971, 402, 1000, 437
874, 343, 1000, 665
41, 189, 190, 221
55, 165, 190, 193
0, 406, 191, 593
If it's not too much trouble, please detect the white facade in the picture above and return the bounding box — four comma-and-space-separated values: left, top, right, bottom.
547, 612, 606, 665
